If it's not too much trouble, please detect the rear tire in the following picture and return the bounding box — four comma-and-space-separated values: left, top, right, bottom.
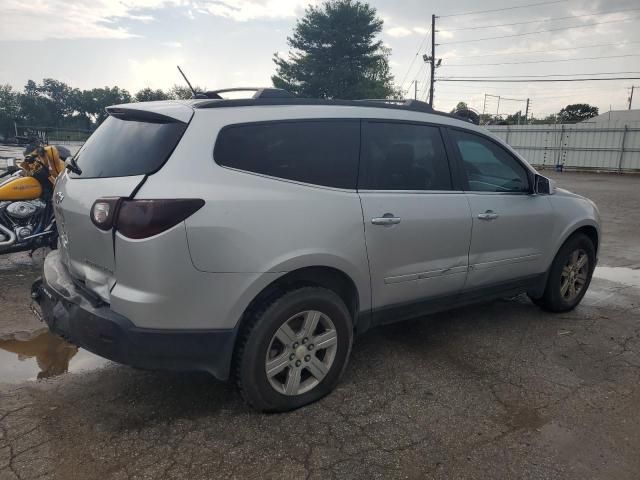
530, 233, 595, 312
235, 287, 353, 412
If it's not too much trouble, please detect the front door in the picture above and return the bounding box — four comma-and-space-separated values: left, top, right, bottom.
358, 121, 473, 314
448, 128, 555, 290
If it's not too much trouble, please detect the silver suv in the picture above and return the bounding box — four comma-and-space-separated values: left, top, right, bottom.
35, 89, 601, 411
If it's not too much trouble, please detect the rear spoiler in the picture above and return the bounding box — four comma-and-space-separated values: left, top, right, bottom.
106, 108, 186, 124
106, 102, 194, 124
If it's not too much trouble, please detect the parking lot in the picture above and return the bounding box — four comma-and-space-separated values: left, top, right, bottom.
1, 171, 639, 479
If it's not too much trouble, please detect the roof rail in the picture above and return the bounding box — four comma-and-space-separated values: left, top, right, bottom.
352, 98, 433, 113
192, 94, 476, 124
198, 87, 294, 100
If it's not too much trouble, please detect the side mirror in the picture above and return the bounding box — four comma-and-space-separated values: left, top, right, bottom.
534, 174, 555, 195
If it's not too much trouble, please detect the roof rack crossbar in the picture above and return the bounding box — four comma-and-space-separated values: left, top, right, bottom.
201, 87, 294, 100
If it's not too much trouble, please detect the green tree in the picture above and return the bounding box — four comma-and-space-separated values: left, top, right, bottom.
134, 87, 170, 102
450, 101, 468, 114
168, 84, 205, 100
80, 86, 132, 125
504, 110, 524, 125
0, 85, 20, 138
19, 80, 56, 127
558, 104, 598, 123
38, 78, 76, 119
272, 0, 396, 99
530, 114, 558, 125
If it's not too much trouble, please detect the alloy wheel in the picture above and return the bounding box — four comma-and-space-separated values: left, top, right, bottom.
265, 310, 338, 396
560, 248, 589, 302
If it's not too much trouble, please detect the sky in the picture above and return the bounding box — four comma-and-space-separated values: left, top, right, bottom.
2, 0, 640, 118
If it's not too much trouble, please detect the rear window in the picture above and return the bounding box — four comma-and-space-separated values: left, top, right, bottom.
71, 115, 187, 178
214, 120, 360, 189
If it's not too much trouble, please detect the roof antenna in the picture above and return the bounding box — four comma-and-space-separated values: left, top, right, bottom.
177, 65, 199, 98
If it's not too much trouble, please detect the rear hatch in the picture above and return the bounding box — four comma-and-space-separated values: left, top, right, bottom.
53, 102, 193, 302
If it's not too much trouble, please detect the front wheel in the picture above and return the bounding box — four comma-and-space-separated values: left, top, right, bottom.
235, 287, 353, 412
530, 233, 595, 312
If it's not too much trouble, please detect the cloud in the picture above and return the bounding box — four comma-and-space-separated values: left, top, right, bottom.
436, 30, 454, 39
0, 0, 176, 41
162, 41, 182, 48
128, 56, 184, 89
0, 0, 320, 41
196, 0, 313, 22
129, 14, 155, 23
385, 25, 431, 38
387, 26, 413, 38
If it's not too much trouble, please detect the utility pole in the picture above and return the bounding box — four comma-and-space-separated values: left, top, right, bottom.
482, 94, 487, 115
525, 98, 530, 124
429, 14, 436, 108
414, 80, 418, 100
629, 86, 636, 110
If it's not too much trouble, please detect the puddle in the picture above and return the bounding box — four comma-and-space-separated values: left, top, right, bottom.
594, 266, 640, 288
0, 328, 110, 384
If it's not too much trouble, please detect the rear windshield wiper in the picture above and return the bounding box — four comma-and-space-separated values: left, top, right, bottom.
66, 156, 82, 175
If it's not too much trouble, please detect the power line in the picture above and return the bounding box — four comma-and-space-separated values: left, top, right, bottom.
439, 0, 568, 18
441, 71, 640, 78
437, 84, 625, 94
439, 77, 640, 83
398, 26, 431, 91
441, 53, 640, 67
405, 60, 428, 96
441, 6, 640, 31
439, 17, 637, 45
441, 40, 640, 60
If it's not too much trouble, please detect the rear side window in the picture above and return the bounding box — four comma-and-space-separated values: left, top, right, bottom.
359, 121, 452, 191
214, 120, 360, 189
72, 116, 187, 178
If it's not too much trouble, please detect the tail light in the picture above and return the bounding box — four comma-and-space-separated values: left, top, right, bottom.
91, 198, 121, 231
90, 198, 204, 239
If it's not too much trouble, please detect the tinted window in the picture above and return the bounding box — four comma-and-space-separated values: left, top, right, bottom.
72, 116, 187, 178
451, 129, 530, 193
214, 120, 360, 189
360, 122, 452, 190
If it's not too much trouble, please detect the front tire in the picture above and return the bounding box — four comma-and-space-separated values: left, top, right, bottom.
235, 287, 353, 412
531, 233, 595, 312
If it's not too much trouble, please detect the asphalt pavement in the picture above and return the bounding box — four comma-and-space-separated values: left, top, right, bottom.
1, 171, 639, 479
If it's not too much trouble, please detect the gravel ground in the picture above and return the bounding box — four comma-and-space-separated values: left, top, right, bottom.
1, 171, 639, 479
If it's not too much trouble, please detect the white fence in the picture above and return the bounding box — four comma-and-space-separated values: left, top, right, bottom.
486, 122, 640, 173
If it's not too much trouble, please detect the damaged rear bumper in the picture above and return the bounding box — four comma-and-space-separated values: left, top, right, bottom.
33, 250, 236, 380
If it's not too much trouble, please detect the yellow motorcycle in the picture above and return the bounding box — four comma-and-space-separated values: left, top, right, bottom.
0, 143, 69, 254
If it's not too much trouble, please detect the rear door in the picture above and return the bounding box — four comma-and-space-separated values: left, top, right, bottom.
447, 128, 554, 290
54, 104, 191, 301
358, 120, 472, 316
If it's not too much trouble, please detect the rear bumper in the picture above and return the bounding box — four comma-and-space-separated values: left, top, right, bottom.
35, 250, 236, 380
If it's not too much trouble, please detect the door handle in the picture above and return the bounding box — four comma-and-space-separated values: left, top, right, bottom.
371, 214, 401, 226
477, 210, 499, 220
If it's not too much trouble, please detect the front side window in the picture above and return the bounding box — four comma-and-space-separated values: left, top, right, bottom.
359, 122, 452, 191
214, 120, 360, 189
450, 129, 530, 193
